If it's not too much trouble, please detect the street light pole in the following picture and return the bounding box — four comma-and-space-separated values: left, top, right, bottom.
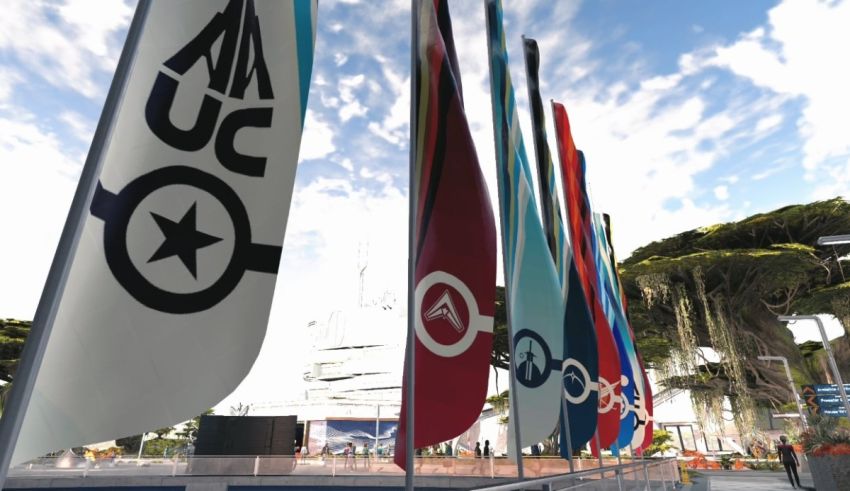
757, 355, 808, 430
778, 315, 850, 419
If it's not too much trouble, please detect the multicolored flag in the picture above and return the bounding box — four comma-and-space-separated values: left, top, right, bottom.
485, 0, 565, 461
592, 213, 638, 450
552, 102, 622, 450
522, 37, 599, 456
5, 0, 317, 466
395, 0, 497, 470
601, 215, 654, 451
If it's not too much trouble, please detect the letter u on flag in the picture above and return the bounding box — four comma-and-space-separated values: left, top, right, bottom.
521, 38, 599, 455
485, 0, 565, 461
552, 102, 623, 450
6, 0, 316, 465
394, 0, 497, 470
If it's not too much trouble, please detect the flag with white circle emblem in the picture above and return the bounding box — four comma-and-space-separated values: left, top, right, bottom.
486, 0, 566, 461
10, 0, 316, 464
394, 0, 497, 470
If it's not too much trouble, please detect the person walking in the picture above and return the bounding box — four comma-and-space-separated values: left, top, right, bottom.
363, 442, 372, 470
777, 435, 801, 488
483, 440, 490, 458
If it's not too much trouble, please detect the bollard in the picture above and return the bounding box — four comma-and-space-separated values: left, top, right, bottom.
82, 459, 89, 478
171, 457, 178, 477
616, 467, 624, 491
642, 460, 651, 491
679, 460, 690, 484
253, 456, 260, 476
489, 455, 495, 479
332, 454, 336, 477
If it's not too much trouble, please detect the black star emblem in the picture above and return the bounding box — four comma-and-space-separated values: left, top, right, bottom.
148, 202, 222, 278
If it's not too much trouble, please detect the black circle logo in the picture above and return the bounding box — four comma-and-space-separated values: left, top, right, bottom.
513, 329, 557, 388
90, 165, 281, 314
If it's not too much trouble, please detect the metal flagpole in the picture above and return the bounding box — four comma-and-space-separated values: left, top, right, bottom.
483, 0, 524, 479
375, 404, 380, 461
0, 2, 151, 487
594, 430, 604, 478
405, 1, 419, 489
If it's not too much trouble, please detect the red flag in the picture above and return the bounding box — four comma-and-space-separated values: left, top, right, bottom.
553, 102, 622, 450
395, 0, 496, 469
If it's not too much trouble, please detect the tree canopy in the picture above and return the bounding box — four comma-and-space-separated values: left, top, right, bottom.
620, 198, 850, 429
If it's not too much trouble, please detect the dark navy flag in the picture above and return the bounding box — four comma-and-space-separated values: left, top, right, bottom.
521, 37, 599, 455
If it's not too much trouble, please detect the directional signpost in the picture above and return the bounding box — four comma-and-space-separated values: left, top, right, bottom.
803, 384, 850, 417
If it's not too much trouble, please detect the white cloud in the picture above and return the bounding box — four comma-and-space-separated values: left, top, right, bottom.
337, 74, 368, 121
0, 0, 133, 98
0, 116, 79, 319
713, 185, 729, 201
700, 0, 850, 173
59, 110, 94, 144
754, 113, 783, 135
299, 109, 336, 161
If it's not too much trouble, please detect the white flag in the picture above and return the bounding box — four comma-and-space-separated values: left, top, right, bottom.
12, 0, 316, 464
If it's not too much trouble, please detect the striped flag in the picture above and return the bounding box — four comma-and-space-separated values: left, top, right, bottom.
601, 215, 655, 451
395, 0, 497, 470
522, 37, 599, 456
592, 213, 638, 450
552, 102, 623, 450
485, 0, 565, 461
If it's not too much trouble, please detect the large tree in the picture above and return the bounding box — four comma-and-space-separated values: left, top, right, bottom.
619, 198, 850, 426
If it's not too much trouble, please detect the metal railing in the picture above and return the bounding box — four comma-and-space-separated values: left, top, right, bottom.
471, 458, 679, 491
10, 454, 678, 489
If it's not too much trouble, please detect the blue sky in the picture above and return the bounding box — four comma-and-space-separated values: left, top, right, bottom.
2, 0, 849, 405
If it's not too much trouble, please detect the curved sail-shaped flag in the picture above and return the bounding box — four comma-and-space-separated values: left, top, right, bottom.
601, 215, 654, 451
9, 0, 317, 465
485, 0, 565, 461
394, 0, 497, 470
552, 102, 622, 450
522, 37, 599, 456
592, 213, 638, 450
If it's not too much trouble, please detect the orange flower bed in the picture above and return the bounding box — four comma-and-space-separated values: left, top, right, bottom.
812, 443, 850, 457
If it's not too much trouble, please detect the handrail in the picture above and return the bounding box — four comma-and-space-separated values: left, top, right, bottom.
471, 458, 675, 491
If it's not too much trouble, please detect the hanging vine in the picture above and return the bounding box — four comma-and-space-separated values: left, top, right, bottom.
636, 273, 671, 309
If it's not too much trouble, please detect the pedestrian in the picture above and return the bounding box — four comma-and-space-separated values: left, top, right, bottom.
300, 443, 308, 463
445, 441, 453, 457
321, 442, 329, 463
777, 435, 801, 488
475, 442, 482, 458
344, 442, 353, 470
483, 440, 490, 458
363, 442, 371, 470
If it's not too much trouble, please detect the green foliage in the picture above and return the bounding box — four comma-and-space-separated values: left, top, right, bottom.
491, 287, 508, 371
0, 319, 31, 383
141, 437, 190, 457
644, 430, 674, 456
115, 434, 143, 454
801, 415, 850, 455
620, 198, 850, 410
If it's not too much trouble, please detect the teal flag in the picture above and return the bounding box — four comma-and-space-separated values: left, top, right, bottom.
485, 0, 564, 461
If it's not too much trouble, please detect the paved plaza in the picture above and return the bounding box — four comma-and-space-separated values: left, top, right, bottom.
705, 471, 814, 491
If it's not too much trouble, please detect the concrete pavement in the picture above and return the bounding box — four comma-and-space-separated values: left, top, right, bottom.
702, 470, 814, 490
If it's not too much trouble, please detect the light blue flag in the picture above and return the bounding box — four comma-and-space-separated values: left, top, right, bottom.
485, 0, 565, 461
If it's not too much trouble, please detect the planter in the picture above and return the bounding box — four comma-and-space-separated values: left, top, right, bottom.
807, 455, 850, 490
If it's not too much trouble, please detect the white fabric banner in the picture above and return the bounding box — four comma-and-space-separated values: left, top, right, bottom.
13, 0, 316, 464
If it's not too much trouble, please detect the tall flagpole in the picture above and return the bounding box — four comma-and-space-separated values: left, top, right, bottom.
0, 2, 152, 487
404, 0, 419, 489
483, 0, 523, 479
